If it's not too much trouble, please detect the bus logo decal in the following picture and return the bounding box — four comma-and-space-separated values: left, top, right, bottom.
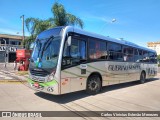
108, 65, 141, 71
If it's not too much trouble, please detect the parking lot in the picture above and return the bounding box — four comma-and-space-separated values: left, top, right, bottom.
0, 72, 160, 120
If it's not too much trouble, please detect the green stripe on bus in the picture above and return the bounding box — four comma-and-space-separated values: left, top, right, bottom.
27, 78, 57, 87
88, 65, 106, 73
63, 70, 87, 78
27, 78, 34, 84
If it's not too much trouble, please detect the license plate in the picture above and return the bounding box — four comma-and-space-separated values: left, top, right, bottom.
34, 83, 39, 88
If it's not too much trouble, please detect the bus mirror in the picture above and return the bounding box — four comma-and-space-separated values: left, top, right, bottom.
30, 42, 35, 50
67, 36, 71, 46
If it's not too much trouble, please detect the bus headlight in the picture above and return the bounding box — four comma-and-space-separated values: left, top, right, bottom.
47, 71, 55, 82
47, 75, 54, 82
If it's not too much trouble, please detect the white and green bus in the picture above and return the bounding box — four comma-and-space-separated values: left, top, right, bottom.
28, 26, 158, 95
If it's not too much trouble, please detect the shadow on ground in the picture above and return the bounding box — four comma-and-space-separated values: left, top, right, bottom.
35, 78, 159, 104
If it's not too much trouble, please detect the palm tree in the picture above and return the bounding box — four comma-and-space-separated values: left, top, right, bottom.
24, 2, 84, 49
25, 18, 52, 36
51, 2, 83, 28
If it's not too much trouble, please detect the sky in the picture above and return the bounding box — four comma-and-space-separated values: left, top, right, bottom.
0, 0, 160, 47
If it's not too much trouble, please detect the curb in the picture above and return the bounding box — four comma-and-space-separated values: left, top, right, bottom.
0, 70, 28, 82
0, 80, 28, 83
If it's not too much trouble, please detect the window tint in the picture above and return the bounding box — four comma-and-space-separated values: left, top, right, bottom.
134, 49, 139, 62
107, 43, 123, 61
70, 39, 86, 59
123, 46, 134, 54
134, 49, 143, 62
123, 46, 134, 62
139, 50, 143, 55
108, 43, 122, 52
134, 49, 138, 55
108, 52, 123, 61
149, 52, 157, 63
62, 38, 86, 66
143, 51, 149, 62
123, 54, 134, 62
89, 39, 107, 59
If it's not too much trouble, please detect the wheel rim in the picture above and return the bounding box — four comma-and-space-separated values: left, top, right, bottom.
141, 73, 145, 82
88, 78, 100, 91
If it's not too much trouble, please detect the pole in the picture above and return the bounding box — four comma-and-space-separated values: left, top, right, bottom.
100, 18, 117, 33
2, 39, 7, 67
20, 15, 25, 47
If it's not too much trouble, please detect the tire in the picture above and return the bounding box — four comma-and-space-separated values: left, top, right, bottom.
140, 71, 146, 84
86, 75, 102, 94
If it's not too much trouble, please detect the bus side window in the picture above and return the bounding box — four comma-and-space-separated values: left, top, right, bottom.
107, 42, 123, 61
62, 37, 87, 67
149, 52, 157, 63
89, 39, 107, 60
70, 39, 86, 63
123, 46, 134, 62
134, 49, 139, 62
138, 50, 143, 62
62, 40, 71, 66
143, 51, 149, 62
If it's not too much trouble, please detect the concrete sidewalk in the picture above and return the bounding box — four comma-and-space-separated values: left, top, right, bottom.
0, 63, 28, 82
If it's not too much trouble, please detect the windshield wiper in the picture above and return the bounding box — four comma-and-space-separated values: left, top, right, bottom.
44, 36, 54, 51
36, 39, 42, 58
41, 35, 54, 58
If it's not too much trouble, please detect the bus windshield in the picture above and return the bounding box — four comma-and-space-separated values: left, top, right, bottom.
30, 27, 63, 73
31, 36, 61, 70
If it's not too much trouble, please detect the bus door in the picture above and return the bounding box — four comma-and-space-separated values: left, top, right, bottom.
61, 36, 87, 94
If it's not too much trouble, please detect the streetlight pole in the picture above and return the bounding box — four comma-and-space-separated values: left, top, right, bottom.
2, 39, 7, 67
100, 18, 117, 33
111, 18, 116, 23
20, 15, 25, 47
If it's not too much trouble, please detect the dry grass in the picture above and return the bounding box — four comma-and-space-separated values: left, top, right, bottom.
16, 71, 29, 76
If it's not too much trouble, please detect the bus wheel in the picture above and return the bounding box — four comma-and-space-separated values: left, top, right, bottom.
86, 75, 101, 94
140, 71, 146, 84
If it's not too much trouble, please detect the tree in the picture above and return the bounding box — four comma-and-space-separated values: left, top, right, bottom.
24, 2, 84, 49
157, 55, 160, 61
24, 18, 53, 48
25, 18, 52, 37
51, 2, 84, 28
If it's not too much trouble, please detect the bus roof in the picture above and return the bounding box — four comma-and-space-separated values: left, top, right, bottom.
58, 26, 156, 53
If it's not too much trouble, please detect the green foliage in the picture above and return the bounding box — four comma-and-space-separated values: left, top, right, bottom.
23, 35, 36, 50
25, 18, 52, 36
157, 55, 160, 61
51, 2, 84, 28
157, 55, 160, 67
24, 2, 84, 49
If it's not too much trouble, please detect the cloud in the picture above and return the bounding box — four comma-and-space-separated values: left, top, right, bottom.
80, 12, 119, 25
0, 28, 29, 36
82, 14, 110, 23
0, 28, 21, 35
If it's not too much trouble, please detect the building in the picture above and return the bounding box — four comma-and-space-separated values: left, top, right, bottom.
147, 42, 160, 55
0, 34, 23, 63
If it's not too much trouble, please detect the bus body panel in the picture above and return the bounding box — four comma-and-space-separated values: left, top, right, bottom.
28, 26, 158, 95
60, 61, 157, 94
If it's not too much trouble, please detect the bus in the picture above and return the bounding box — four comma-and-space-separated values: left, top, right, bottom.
28, 26, 158, 95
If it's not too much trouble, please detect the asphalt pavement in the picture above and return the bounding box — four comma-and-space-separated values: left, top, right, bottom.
0, 74, 160, 120
0, 63, 160, 120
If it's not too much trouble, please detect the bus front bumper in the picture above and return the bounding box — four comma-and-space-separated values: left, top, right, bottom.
27, 78, 59, 95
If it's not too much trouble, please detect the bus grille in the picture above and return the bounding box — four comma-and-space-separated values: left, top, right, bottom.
30, 69, 49, 77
